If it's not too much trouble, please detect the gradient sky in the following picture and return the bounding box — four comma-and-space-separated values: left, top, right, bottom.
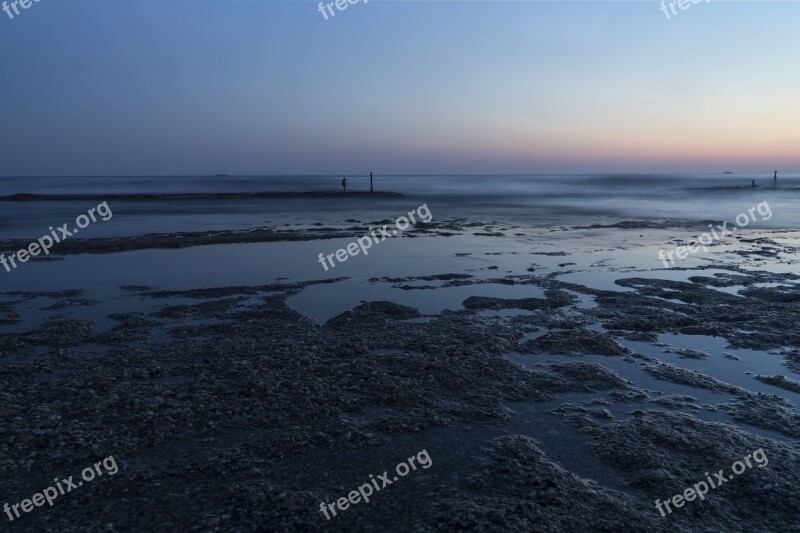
0, 0, 798, 175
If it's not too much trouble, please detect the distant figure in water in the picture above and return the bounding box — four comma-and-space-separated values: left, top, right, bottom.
341, 177, 347, 192
752, 179, 755, 188
774, 170, 778, 188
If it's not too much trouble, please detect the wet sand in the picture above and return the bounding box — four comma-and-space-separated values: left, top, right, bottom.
1, 217, 800, 531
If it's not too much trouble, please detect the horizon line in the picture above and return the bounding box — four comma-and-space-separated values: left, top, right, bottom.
0, 171, 790, 179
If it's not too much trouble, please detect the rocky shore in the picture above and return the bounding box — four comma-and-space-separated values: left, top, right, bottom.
1, 223, 799, 532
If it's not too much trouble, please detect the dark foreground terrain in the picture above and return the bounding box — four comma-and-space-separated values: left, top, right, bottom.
2, 223, 800, 532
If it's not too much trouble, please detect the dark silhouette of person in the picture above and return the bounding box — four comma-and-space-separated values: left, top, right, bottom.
774, 170, 778, 188
752, 179, 755, 188
341, 177, 347, 192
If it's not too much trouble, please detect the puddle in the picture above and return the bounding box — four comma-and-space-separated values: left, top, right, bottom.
288, 280, 545, 324
620, 333, 800, 404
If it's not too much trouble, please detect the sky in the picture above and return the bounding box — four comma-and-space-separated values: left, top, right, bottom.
0, 0, 798, 176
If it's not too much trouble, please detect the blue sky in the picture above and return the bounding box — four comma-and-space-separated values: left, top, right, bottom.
1, 0, 798, 175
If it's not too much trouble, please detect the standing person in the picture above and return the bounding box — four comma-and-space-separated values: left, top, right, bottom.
341, 177, 347, 192
774, 170, 778, 188
752, 179, 755, 189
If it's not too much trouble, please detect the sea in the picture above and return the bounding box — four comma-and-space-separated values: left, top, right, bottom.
0, 174, 795, 240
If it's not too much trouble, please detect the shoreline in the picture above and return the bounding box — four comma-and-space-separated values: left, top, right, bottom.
2, 217, 799, 531
2, 249, 800, 530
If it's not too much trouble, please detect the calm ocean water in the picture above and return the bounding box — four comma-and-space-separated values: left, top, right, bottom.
0, 174, 796, 239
